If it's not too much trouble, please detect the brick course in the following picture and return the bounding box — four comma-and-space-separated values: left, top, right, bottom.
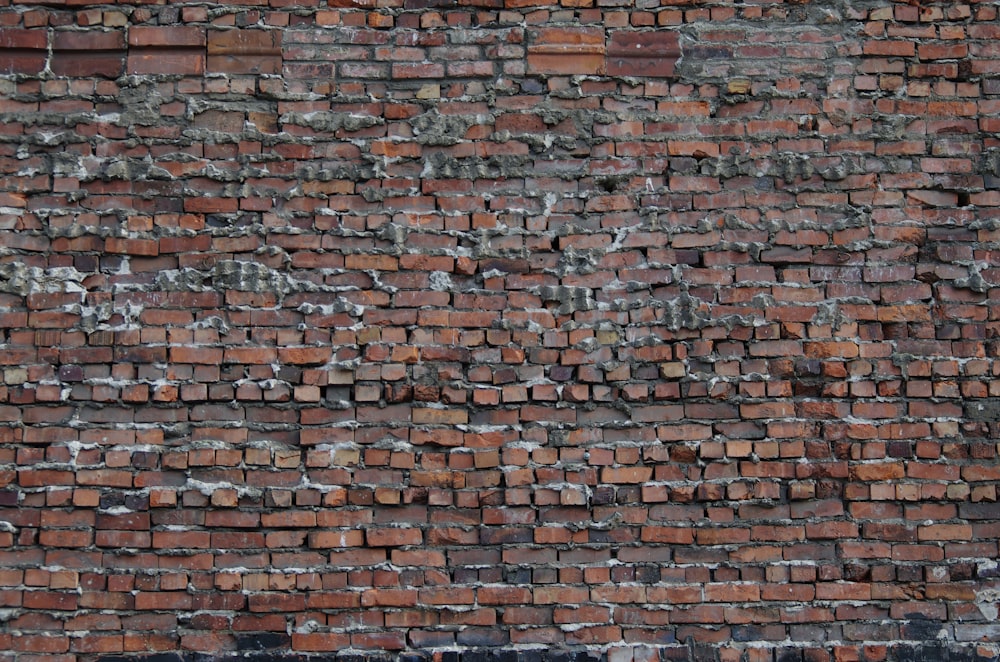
1, 0, 1000, 661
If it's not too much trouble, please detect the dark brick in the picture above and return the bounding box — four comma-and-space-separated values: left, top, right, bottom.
607, 31, 681, 78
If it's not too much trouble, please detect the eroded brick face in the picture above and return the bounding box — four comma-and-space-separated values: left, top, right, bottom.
1, 1, 999, 661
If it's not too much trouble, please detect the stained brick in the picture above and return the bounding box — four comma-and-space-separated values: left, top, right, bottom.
207, 29, 282, 74
128, 26, 206, 47
607, 31, 681, 78
0, 2, 998, 660
0, 29, 48, 74
128, 48, 205, 75
527, 27, 606, 75
51, 30, 125, 77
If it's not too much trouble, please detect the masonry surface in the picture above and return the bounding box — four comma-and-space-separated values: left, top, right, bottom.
1, 0, 999, 660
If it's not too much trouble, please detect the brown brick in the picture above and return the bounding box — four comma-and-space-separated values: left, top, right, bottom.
0, 29, 47, 74
607, 30, 681, 78
365, 528, 422, 547
815, 582, 871, 601
51, 30, 125, 77
412, 408, 467, 425
292, 633, 351, 651
527, 27, 606, 75
128, 48, 205, 76
128, 26, 206, 47
917, 524, 973, 541
601, 466, 653, 484
207, 30, 282, 74
0, 28, 47, 50
278, 347, 333, 365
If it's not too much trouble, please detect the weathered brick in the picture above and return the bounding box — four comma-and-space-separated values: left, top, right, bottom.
51, 30, 125, 77
207, 29, 282, 74
527, 27, 606, 75
1, 3, 998, 660
0, 29, 47, 74
607, 30, 681, 78
128, 26, 206, 47
128, 47, 205, 75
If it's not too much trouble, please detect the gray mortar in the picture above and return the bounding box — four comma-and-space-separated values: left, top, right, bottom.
279, 111, 384, 134
0, 263, 87, 296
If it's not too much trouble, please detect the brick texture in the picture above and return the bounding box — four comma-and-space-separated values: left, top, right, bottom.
1, 1, 1000, 662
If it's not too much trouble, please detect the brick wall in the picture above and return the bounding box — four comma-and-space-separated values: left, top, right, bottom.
1, 0, 1000, 660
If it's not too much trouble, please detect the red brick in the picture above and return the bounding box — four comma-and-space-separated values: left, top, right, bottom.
528, 27, 606, 75
601, 466, 653, 484
361, 588, 417, 607
705, 583, 759, 603
292, 633, 351, 651
918, 42, 967, 60
278, 347, 333, 365
307, 530, 364, 548
863, 40, 916, 57
13, 634, 70, 653
567, 624, 623, 645
917, 524, 973, 541
479, 586, 532, 605
815, 583, 871, 601
607, 30, 681, 77
0, 28, 47, 50
207, 30, 282, 74
128, 49, 205, 76
0, 29, 47, 74
365, 527, 422, 547
3, 3, 1000, 655
170, 347, 223, 365
23, 591, 79, 610
53, 30, 124, 51
128, 26, 206, 47
50, 30, 125, 78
